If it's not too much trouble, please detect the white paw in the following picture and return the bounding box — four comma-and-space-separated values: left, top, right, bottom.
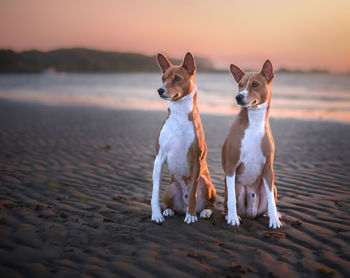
269, 215, 282, 229
163, 208, 174, 217
225, 213, 241, 226
184, 212, 198, 224
151, 209, 164, 223
200, 209, 213, 219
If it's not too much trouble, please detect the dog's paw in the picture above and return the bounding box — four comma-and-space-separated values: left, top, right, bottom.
200, 209, 213, 219
151, 209, 165, 223
163, 208, 174, 217
269, 215, 282, 229
184, 212, 198, 224
225, 213, 241, 226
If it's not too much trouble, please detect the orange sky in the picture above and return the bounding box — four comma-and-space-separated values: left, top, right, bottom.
1, 0, 349, 72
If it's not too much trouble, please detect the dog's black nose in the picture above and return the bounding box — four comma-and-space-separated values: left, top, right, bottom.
158, 88, 165, 96
236, 94, 243, 103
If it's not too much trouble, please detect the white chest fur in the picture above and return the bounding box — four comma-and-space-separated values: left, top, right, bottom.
238, 104, 267, 185
158, 89, 196, 181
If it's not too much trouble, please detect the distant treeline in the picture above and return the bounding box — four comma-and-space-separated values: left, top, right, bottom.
0, 48, 216, 73
277, 67, 329, 74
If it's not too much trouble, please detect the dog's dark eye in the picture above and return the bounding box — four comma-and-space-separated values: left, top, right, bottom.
238, 83, 243, 88
174, 76, 181, 82
162, 76, 165, 82
252, 82, 259, 88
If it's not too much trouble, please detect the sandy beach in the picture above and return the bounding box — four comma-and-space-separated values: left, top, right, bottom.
0, 99, 350, 277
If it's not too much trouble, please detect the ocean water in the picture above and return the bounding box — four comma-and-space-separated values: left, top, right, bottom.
0, 72, 350, 122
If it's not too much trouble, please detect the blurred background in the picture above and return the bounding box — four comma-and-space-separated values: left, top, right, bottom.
1, 0, 350, 122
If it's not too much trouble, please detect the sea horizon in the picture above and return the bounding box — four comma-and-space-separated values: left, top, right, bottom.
1, 71, 350, 123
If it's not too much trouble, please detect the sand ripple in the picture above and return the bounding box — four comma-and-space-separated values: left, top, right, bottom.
0, 100, 349, 277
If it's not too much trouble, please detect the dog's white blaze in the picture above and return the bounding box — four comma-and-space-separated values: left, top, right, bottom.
239, 77, 251, 103
238, 103, 267, 185
263, 178, 282, 229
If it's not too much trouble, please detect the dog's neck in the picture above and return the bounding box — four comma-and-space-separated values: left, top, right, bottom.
243, 101, 269, 128
169, 84, 197, 117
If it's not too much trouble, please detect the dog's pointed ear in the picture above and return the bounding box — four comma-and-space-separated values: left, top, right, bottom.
157, 53, 172, 73
182, 52, 196, 75
230, 64, 245, 83
261, 60, 274, 83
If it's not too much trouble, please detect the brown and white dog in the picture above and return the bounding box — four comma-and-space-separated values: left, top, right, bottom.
222, 60, 282, 229
151, 52, 216, 224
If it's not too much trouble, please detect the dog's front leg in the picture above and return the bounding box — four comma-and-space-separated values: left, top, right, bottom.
151, 152, 166, 223
263, 161, 282, 229
184, 159, 199, 224
226, 174, 241, 226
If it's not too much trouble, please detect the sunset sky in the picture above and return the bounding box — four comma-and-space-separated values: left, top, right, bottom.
1, 0, 349, 72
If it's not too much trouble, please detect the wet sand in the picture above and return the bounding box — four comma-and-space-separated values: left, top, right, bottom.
0, 99, 349, 277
